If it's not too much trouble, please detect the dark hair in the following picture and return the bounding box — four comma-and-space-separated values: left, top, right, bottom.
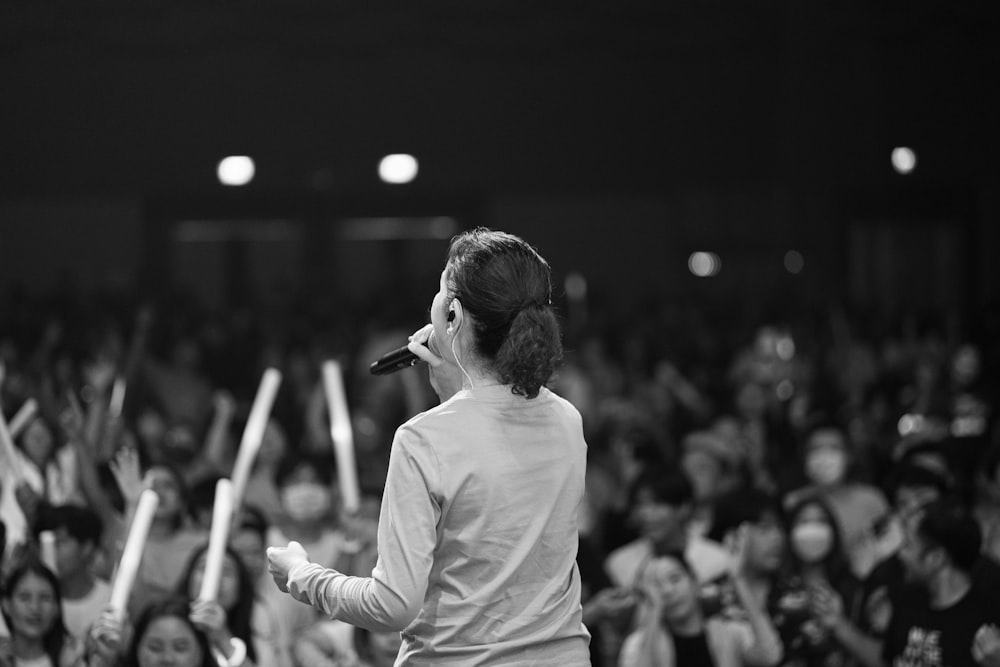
190, 474, 225, 517
176, 544, 257, 663
628, 468, 694, 509
708, 487, 782, 543
34, 503, 104, 546
233, 504, 269, 541
274, 451, 336, 487
916, 498, 982, 574
446, 228, 562, 399
125, 597, 215, 667
785, 494, 855, 591
0, 558, 68, 666
147, 462, 194, 528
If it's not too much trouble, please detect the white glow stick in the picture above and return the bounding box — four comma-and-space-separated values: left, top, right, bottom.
109, 489, 159, 621
198, 478, 233, 602
40, 530, 58, 574
322, 360, 361, 514
230, 369, 282, 511
108, 376, 127, 419
8, 398, 38, 440
0, 408, 24, 482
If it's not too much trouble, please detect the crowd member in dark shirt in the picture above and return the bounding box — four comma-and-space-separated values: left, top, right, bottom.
879, 498, 1000, 667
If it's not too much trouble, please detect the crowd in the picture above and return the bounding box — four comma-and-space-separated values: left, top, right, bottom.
0, 280, 998, 667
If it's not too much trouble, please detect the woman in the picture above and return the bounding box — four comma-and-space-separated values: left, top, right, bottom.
782, 426, 889, 579
774, 495, 862, 667
84, 597, 216, 667
178, 544, 258, 667
0, 558, 82, 667
619, 537, 783, 667
267, 228, 590, 664
128, 464, 206, 616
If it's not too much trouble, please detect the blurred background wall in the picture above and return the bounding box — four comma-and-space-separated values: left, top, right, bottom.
1, 0, 997, 333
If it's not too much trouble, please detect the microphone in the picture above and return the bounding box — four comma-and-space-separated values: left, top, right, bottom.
370, 342, 427, 376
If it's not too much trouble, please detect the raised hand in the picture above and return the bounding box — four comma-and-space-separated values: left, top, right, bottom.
109, 446, 145, 509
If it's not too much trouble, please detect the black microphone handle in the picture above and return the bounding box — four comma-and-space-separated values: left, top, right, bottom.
369, 342, 427, 376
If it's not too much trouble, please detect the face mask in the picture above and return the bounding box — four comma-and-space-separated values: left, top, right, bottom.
791, 522, 834, 562
281, 483, 332, 522
806, 450, 847, 486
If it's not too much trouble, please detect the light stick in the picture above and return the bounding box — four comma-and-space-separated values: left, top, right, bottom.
230, 368, 282, 511
109, 489, 159, 621
40, 530, 58, 574
198, 478, 234, 602
8, 398, 38, 440
0, 407, 24, 482
108, 376, 127, 420
322, 360, 361, 514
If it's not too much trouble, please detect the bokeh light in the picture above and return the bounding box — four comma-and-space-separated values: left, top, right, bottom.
217, 156, 255, 186
891, 147, 917, 175
379, 154, 419, 184
688, 252, 721, 277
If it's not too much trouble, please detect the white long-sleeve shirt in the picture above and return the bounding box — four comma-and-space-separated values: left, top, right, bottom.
286, 384, 592, 666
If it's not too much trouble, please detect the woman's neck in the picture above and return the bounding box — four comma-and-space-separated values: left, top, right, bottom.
669, 609, 705, 637
60, 568, 97, 600
12, 633, 47, 660
149, 515, 180, 539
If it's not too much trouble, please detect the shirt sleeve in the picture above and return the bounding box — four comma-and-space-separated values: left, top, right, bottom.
286, 426, 441, 632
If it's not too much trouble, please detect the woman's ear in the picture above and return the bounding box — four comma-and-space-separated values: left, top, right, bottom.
448, 299, 464, 335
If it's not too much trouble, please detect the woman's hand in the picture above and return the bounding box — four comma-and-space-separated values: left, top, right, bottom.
0, 635, 14, 667
189, 599, 232, 648
407, 324, 463, 402
109, 445, 145, 509
973, 624, 1000, 667
808, 580, 845, 629
86, 607, 126, 667
584, 586, 636, 624
725, 523, 751, 581
267, 541, 311, 599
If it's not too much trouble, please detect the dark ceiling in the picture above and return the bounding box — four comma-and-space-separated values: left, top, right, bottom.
1, 0, 996, 199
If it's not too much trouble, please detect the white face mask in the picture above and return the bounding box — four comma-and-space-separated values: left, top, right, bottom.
791, 521, 835, 563
281, 483, 332, 522
806, 450, 847, 486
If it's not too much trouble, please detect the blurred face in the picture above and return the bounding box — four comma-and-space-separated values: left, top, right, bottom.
681, 452, 723, 503
230, 529, 267, 585
161, 423, 198, 464
53, 528, 93, 578
746, 513, 786, 574
789, 504, 836, 564
952, 345, 981, 386
137, 615, 204, 667
188, 553, 240, 610
137, 409, 166, 450
644, 556, 699, 624
897, 515, 940, 585
632, 487, 686, 547
257, 421, 287, 468
147, 467, 184, 521
805, 430, 849, 487
280, 465, 334, 524
1, 572, 59, 642
22, 419, 55, 466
